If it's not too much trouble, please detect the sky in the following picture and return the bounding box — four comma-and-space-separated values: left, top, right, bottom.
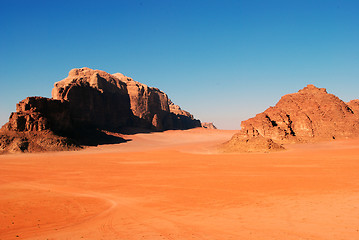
0, 0, 358, 129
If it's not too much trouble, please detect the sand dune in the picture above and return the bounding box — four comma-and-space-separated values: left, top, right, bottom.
1, 129, 359, 240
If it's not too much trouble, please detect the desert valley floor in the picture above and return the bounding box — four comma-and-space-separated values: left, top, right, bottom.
0, 128, 359, 240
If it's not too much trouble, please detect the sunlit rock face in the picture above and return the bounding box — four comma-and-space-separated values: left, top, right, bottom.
240, 84, 359, 142
52, 68, 201, 131
1, 67, 202, 153
112, 73, 200, 130
223, 84, 359, 152
52, 68, 132, 131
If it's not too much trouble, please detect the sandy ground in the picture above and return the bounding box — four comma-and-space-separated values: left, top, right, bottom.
0, 128, 359, 240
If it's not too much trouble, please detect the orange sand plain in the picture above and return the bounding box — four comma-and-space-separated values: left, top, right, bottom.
1, 128, 359, 240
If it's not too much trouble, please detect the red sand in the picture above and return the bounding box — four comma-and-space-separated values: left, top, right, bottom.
1, 128, 359, 240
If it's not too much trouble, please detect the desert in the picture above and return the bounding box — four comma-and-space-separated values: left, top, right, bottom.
1, 128, 359, 239
2, 1, 359, 239
1, 68, 359, 240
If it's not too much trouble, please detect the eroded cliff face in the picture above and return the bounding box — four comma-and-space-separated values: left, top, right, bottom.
52, 68, 132, 131
0, 97, 78, 153
167, 100, 201, 130
51, 68, 200, 131
1, 67, 201, 153
223, 84, 359, 152
112, 72, 201, 130
4, 97, 72, 133
113, 73, 169, 130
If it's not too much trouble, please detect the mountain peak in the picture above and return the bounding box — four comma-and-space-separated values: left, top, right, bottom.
298, 84, 327, 94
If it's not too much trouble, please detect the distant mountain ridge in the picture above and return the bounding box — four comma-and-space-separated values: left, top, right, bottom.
0, 68, 201, 153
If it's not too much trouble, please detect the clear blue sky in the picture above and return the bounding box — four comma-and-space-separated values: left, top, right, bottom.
1, 0, 358, 129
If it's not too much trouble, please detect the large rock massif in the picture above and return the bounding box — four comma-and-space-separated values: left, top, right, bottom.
0, 68, 201, 153
52, 68, 132, 132
223, 84, 359, 152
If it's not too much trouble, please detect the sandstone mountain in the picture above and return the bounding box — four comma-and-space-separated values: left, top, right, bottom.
52, 68, 131, 131
223, 84, 359, 152
0, 68, 201, 153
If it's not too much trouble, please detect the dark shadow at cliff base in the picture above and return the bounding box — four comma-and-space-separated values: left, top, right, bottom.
119, 114, 202, 135
70, 129, 131, 146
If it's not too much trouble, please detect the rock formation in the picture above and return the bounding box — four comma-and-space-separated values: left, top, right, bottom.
3, 97, 73, 134
0, 97, 79, 154
201, 122, 217, 129
110, 73, 201, 130
52, 68, 132, 131
167, 100, 201, 130
112, 73, 169, 125
0, 68, 201, 153
223, 84, 359, 152
222, 132, 284, 153
347, 99, 359, 114
0, 130, 78, 154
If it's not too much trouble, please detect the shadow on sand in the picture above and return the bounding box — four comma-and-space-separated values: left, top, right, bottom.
71, 129, 132, 146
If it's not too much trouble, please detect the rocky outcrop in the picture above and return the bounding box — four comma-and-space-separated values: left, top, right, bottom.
0, 130, 78, 154
0, 67, 202, 153
111, 73, 201, 130
0, 97, 79, 154
223, 84, 359, 152
112, 73, 169, 125
201, 122, 217, 129
51, 68, 200, 131
2, 97, 73, 134
52, 68, 132, 131
347, 100, 359, 114
167, 100, 201, 130
168, 100, 192, 118
222, 132, 284, 153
